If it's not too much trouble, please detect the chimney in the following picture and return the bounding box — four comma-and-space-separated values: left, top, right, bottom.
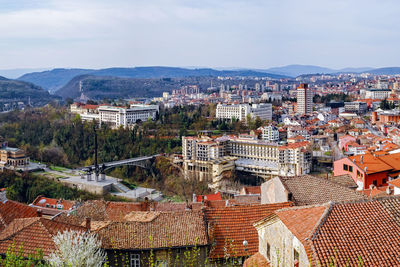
360, 155, 363, 164
36, 209, 42, 217
85, 217, 91, 231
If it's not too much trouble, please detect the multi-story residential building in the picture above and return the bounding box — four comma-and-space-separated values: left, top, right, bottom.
182, 134, 312, 187
363, 88, 391, 99
344, 101, 368, 114
216, 103, 272, 121
182, 136, 235, 188
297, 83, 313, 115
227, 135, 280, 177
71, 103, 159, 129
216, 104, 250, 121
334, 152, 400, 190
278, 141, 311, 176
258, 125, 279, 142
287, 126, 310, 140
250, 103, 273, 121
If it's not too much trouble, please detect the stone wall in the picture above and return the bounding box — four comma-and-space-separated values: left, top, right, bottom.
256, 218, 310, 267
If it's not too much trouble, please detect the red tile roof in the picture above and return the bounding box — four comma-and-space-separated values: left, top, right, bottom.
0, 200, 38, 231
32, 196, 76, 211
204, 203, 292, 259
96, 211, 208, 250
243, 252, 270, 267
0, 217, 86, 257
347, 153, 393, 174
389, 178, 400, 188
241, 186, 261, 195
312, 198, 400, 266
196, 192, 222, 202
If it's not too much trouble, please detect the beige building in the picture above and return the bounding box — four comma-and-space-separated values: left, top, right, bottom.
0, 147, 29, 167
182, 135, 312, 186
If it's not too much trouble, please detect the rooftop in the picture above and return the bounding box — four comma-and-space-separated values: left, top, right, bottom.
204, 202, 292, 258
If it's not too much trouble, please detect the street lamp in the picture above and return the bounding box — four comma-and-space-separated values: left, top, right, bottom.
243, 239, 248, 252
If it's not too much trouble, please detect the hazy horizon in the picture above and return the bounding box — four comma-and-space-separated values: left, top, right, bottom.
1, 0, 399, 69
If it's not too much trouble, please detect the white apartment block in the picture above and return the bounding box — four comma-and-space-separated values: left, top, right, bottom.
258, 125, 280, 142
287, 127, 311, 140
344, 101, 368, 114
70, 103, 158, 129
364, 89, 391, 100
216, 104, 250, 121
98, 104, 159, 128
216, 103, 272, 121
250, 103, 273, 121
297, 83, 313, 115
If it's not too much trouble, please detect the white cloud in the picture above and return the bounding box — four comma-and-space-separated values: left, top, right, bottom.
0, 0, 399, 69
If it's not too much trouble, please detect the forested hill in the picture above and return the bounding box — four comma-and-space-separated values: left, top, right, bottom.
19, 66, 287, 93
0, 76, 59, 104
57, 75, 220, 99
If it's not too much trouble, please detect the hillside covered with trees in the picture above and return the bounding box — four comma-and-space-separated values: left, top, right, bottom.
0, 76, 59, 105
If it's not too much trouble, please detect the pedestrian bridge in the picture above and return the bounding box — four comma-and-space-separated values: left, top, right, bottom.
81, 154, 160, 172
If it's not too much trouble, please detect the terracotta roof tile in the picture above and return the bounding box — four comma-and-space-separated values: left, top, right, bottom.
242, 186, 261, 195
389, 178, 400, 188
204, 203, 292, 258
32, 196, 76, 211
0, 200, 38, 231
329, 174, 358, 188
312, 198, 400, 266
278, 175, 366, 206
96, 211, 208, 250
0, 217, 86, 257
243, 252, 270, 267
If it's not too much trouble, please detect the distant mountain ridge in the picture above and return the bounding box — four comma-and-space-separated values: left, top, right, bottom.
260, 64, 374, 77
18, 65, 400, 96
56, 75, 223, 100
19, 66, 287, 93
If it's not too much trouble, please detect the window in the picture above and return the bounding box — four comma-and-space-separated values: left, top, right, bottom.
266, 243, 271, 260
382, 178, 387, 185
294, 249, 299, 267
373, 180, 377, 186
343, 164, 348, 171
130, 254, 140, 267
349, 166, 353, 172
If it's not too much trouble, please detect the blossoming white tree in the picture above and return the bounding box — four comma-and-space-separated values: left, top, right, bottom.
48, 230, 106, 267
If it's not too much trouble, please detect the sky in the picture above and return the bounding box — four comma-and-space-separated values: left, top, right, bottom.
0, 0, 399, 70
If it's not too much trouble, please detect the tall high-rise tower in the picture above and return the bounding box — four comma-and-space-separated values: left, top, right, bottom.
297, 83, 313, 115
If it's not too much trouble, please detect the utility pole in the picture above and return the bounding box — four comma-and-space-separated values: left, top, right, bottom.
94, 124, 99, 181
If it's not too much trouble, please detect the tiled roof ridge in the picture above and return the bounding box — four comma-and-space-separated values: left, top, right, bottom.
310, 202, 334, 241
0, 217, 40, 241
280, 175, 367, 200
204, 202, 289, 211
310, 196, 400, 241
333, 194, 400, 205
